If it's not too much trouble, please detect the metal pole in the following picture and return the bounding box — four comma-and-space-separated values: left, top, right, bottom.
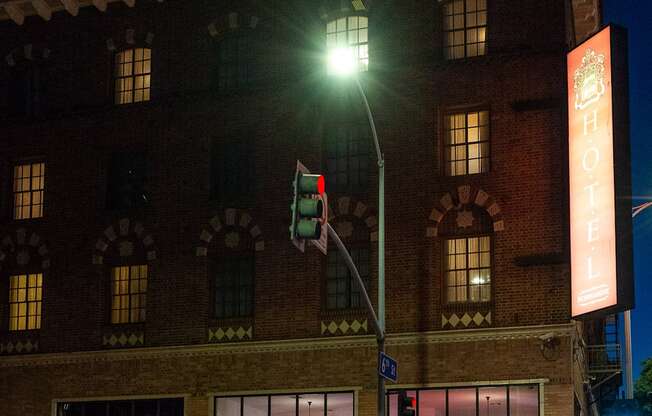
355, 77, 385, 416
624, 309, 633, 399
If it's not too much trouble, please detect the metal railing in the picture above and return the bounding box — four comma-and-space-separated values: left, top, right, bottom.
587, 344, 622, 373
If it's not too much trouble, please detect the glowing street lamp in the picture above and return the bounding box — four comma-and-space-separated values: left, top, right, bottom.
327, 47, 357, 76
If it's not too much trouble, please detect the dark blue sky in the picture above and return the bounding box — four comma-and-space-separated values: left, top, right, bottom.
603, 0, 652, 379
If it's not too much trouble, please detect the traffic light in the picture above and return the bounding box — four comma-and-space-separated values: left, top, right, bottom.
398, 390, 416, 416
290, 162, 327, 245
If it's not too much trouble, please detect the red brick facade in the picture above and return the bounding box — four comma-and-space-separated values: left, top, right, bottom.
0, 0, 604, 415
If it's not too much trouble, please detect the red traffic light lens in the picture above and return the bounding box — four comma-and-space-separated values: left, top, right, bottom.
317, 175, 325, 195
410, 398, 416, 408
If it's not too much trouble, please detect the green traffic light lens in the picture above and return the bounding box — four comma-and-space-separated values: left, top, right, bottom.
298, 198, 323, 218
297, 219, 321, 239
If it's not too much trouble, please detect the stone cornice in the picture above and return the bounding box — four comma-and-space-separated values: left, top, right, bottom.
0, 323, 577, 367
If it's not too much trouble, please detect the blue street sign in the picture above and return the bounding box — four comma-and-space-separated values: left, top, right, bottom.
379, 352, 398, 382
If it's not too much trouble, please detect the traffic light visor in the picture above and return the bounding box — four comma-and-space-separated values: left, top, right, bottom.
299, 174, 325, 195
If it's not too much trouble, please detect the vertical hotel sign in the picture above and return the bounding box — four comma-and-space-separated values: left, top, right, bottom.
569, 26, 633, 318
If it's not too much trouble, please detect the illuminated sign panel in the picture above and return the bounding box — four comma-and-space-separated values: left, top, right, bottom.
568, 26, 633, 318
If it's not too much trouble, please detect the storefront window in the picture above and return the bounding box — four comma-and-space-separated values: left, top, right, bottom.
387, 384, 539, 416
216, 392, 354, 416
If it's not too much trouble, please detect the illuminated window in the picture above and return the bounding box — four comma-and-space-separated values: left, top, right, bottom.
442, 0, 487, 60
8, 273, 42, 331
445, 236, 491, 303
444, 110, 489, 176
388, 385, 539, 416
327, 15, 369, 72
13, 162, 44, 220
111, 265, 147, 324
214, 391, 354, 416
114, 48, 151, 105
213, 257, 254, 319
325, 123, 370, 194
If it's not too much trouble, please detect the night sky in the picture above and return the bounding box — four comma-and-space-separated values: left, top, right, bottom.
602, 0, 652, 380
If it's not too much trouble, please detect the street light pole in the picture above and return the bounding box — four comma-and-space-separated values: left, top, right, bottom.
327, 48, 386, 416
354, 77, 386, 416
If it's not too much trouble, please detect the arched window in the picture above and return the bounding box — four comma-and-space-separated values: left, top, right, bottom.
211, 229, 255, 319
439, 205, 493, 304
326, 15, 369, 73
216, 33, 254, 91
326, 219, 370, 310
114, 48, 151, 105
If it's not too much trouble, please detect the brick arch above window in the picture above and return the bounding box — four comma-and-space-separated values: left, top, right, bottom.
92, 218, 157, 266
328, 196, 378, 242
206, 12, 261, 39
195, 208, 265, 257
4, 43, 52, 67
425, 185, 504, 238
105, 29, 155, 52
0, 228, 50, 271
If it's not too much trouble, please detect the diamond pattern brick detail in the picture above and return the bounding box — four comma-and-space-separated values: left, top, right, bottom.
460, 313, 472, 327
109, 335, 117, 346
245, 327, 252, 338
128, 334, 138, 345
236, 327, 246, 339
321, 322, 327, 335
486, 312, 492, 324
328, 321, 338, 334
118, 334, 128, 345
448, 314, 460, 328
225, 328, 235, 340
350, 320, 361, 333
441, 315, 448, 327
215, 328, 225, 340
339, 320, 350, 334
473, 312, 485, 326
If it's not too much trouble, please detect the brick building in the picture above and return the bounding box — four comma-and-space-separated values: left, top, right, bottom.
0, 0, 615, 415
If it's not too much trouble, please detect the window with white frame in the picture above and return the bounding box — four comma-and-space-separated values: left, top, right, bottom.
13, 161, 44, 220
445, 236, 491, 303
114, 48, 151, 105
442, 0, 487, 60
444, 110, 489, 176
326, 15, 369, 72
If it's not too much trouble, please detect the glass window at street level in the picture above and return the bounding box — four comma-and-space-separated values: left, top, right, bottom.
114, 48, 151, 105
13, 162, 45, 220
443, 0, 487, 59
111, 265, 148, 324
57, 398, 183, 416
444, 110, 490, 176
216, 392, 354, 416
8, 273, 42, 331
479, 386, 507, 416
445, 236, 491, 303
387, 385, 539, 416
327, 15, 369, 72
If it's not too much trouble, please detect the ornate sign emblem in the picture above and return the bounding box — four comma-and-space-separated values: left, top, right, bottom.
573, 48, 606, 110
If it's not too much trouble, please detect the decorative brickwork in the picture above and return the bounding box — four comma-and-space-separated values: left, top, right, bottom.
196, 209, 265, 256
92, 218, 156, 265
329, 196, 378, 241
426, 186, 505, 237
0, 228, 50, 271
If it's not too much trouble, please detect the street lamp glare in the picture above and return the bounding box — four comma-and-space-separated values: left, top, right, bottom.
327, 47, 356, 76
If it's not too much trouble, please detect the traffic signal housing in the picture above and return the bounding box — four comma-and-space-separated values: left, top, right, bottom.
398, 390, 416, 416
290, 162, 328, 253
